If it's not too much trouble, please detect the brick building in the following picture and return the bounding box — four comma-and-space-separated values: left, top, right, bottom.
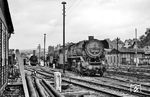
105, 48, 144, 66
0, 0, 14, 94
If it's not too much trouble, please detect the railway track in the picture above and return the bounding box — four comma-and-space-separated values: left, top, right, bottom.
39, 66, 150, 88
26, 68, 122, 97
63, 76, 150, 97
107, 70, 150, 79
25, 72, 64, 97
94, 76, 150, 94
104, 75, 150, 88
25, 66, 150, 97
109, 66, 150, 73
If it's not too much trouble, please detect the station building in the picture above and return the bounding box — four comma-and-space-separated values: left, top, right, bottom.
105, 48, 145, 66
0, 0, 14, 94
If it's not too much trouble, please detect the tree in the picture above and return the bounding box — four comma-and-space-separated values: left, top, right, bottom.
138, 28, 150, 47
112, 38, 124, 44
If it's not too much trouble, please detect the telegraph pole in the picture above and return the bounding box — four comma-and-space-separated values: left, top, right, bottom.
62, 1, 66, 73
135, 28, 138, 67
39, 44, 41, 65
117, 37, 119, 68
44, 34, 46, 66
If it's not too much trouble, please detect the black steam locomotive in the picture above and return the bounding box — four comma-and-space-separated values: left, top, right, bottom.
29, 50, 38, 66
54, 36, 109, 76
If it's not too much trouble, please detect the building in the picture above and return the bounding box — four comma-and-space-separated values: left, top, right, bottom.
106, 48, 144, 66
48, 46, 54, 55
0, 0, 14, 95
124, 39, 134, 48
105, 38, 124, 49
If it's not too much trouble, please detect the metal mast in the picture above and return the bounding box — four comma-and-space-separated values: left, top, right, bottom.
39, 44, 41, 65
62, 1, 66, 73
135, 28, 138, 67
117, 37, 119, 68
44, 34, 46, 66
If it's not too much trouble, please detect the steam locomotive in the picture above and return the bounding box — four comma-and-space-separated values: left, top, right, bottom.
29, 50, 38, 66
54, 36, 109, 76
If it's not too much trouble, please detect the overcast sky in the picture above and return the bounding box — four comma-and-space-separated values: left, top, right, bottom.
8, 0, 150, 50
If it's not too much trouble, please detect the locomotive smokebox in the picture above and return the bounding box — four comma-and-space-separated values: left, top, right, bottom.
88, 36, 94, 40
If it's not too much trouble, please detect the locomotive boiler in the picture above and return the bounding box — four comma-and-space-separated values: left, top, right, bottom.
55, 36, 109, 76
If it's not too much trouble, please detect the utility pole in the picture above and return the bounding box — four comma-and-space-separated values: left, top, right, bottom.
117, 37, 119, 68
62, 1, 66, 73
38, 44, 41, 65
135, 28, 138, 67
44, 34, 46, 66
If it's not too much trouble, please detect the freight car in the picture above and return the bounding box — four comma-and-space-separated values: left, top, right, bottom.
55, 36, 109, 76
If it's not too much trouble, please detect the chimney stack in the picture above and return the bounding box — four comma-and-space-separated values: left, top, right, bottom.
33, 50, 36, 55
88, 36, 94, 40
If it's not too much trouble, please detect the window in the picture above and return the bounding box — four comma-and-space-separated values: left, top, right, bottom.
0, 20, 2, 88
114, 56, 116, 63
0, 20, 8, 89
122, 58, 126, 64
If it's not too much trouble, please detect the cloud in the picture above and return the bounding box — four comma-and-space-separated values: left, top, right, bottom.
8, 0, 150, 49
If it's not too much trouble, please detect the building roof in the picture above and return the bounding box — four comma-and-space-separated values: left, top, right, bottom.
109, 48, 144, 54
0, 0, 14, 33
105, 39, 124, 49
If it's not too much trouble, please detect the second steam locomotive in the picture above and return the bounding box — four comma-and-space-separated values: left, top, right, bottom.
53, 36, 109, 76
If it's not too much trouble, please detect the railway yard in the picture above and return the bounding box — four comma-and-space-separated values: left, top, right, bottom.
3, 63, 150, 97
27, 66, 150, 97
1, 0, 150, 97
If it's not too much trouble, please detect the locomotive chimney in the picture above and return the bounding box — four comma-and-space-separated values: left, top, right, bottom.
33, 50, 36, 55
88, 36, 94, 40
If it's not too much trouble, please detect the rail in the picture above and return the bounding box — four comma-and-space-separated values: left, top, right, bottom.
38, 67, 150, 97
42, 79, 64, 97
26, 75, 37, 97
